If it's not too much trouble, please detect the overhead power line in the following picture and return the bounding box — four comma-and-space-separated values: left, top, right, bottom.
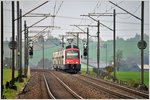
55, 1, 63, 15
87, 1, 123, 26
4, 9, 149, 25
27, 16, 48, 29
109, 1, 141, 20
117, 2, 141, 19
14, 1, 49, 21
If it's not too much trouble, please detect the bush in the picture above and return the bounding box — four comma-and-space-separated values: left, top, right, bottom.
129, 80, 140, 88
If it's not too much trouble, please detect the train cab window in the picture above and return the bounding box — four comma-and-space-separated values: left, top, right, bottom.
66, 50, 79, 58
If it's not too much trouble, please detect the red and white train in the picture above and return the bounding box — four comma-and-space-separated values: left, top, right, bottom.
52, 45, 81, 73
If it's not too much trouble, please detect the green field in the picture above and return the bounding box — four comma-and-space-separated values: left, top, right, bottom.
116, 72, 149, 87
80, 64, 149, 88
2, 68, 29, 99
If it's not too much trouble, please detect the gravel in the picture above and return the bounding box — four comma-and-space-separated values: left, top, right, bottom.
45, 72, 76, 99
17, 71, 49, 99
53, 71, 117, 99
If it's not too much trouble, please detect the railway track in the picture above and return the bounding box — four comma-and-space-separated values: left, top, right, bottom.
75, 74, 149, 99
53, 71, 119, 98
43, 74, 55, 99
52, 71, 149, 99
20, 70, 148, 99
43, 72, 83, 99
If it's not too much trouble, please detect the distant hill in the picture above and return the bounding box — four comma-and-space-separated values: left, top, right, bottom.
86, 34, 149, 65
3, 34, 149, 70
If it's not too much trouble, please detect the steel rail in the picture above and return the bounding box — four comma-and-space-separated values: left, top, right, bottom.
80, 74, 149, 99
43, 74, 56, 99
50, 72, 83, 99
75, 75, 134, 99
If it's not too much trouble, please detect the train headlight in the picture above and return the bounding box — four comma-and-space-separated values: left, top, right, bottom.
76, 62, 78, 64
67, 62, 69, 64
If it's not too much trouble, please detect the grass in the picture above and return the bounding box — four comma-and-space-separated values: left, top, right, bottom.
3, 79, 28, 99
2, 67, 30, 99
81, 64, 149, 88
3, 67, 18, 84
116, 71, 149, 87
80, 63, 97, 77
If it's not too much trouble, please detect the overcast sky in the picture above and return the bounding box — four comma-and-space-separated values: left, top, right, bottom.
3, 0, 149, 41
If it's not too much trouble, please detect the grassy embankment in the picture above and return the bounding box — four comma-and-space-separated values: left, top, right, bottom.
2, 67, 30, 99
81, 64, 149, 87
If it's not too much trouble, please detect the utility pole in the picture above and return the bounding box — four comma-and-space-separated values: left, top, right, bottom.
62, 36, 64, 48
97, 20, 100, 77
86, 28, 89, 74
141, 1, 144, 87
77, 34, 79, 47
16, 35, 18, 77
26, 28, 29, 76
113, 9, 116, 80
17, 1, 20, 80
11, 1, 15, 86
24, 22, 29, 77
106, 43, 107, 67
43, 36, 44, 70
24, 20, 27, 77
19, 9, 23, 81
1, 1, 4, 96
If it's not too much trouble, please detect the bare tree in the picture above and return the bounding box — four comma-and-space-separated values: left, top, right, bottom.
116, 49, 123, 71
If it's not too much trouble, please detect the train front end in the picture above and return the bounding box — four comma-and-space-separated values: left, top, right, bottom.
64, 48, 81, 73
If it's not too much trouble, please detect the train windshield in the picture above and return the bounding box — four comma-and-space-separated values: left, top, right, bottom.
66, 50, 79, 58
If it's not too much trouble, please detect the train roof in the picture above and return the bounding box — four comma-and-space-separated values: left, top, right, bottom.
53, 45, 79, 54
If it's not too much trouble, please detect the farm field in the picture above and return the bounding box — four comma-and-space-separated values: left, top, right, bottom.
116, 71, 149, 87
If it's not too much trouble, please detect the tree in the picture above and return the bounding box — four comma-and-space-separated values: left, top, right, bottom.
116, 49, 123, 71
36, 58, 52, 69
38, 35, 44, 44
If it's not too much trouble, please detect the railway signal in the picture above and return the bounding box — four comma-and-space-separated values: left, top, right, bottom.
83, 42, 87, 56
29, 46, 33, 56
